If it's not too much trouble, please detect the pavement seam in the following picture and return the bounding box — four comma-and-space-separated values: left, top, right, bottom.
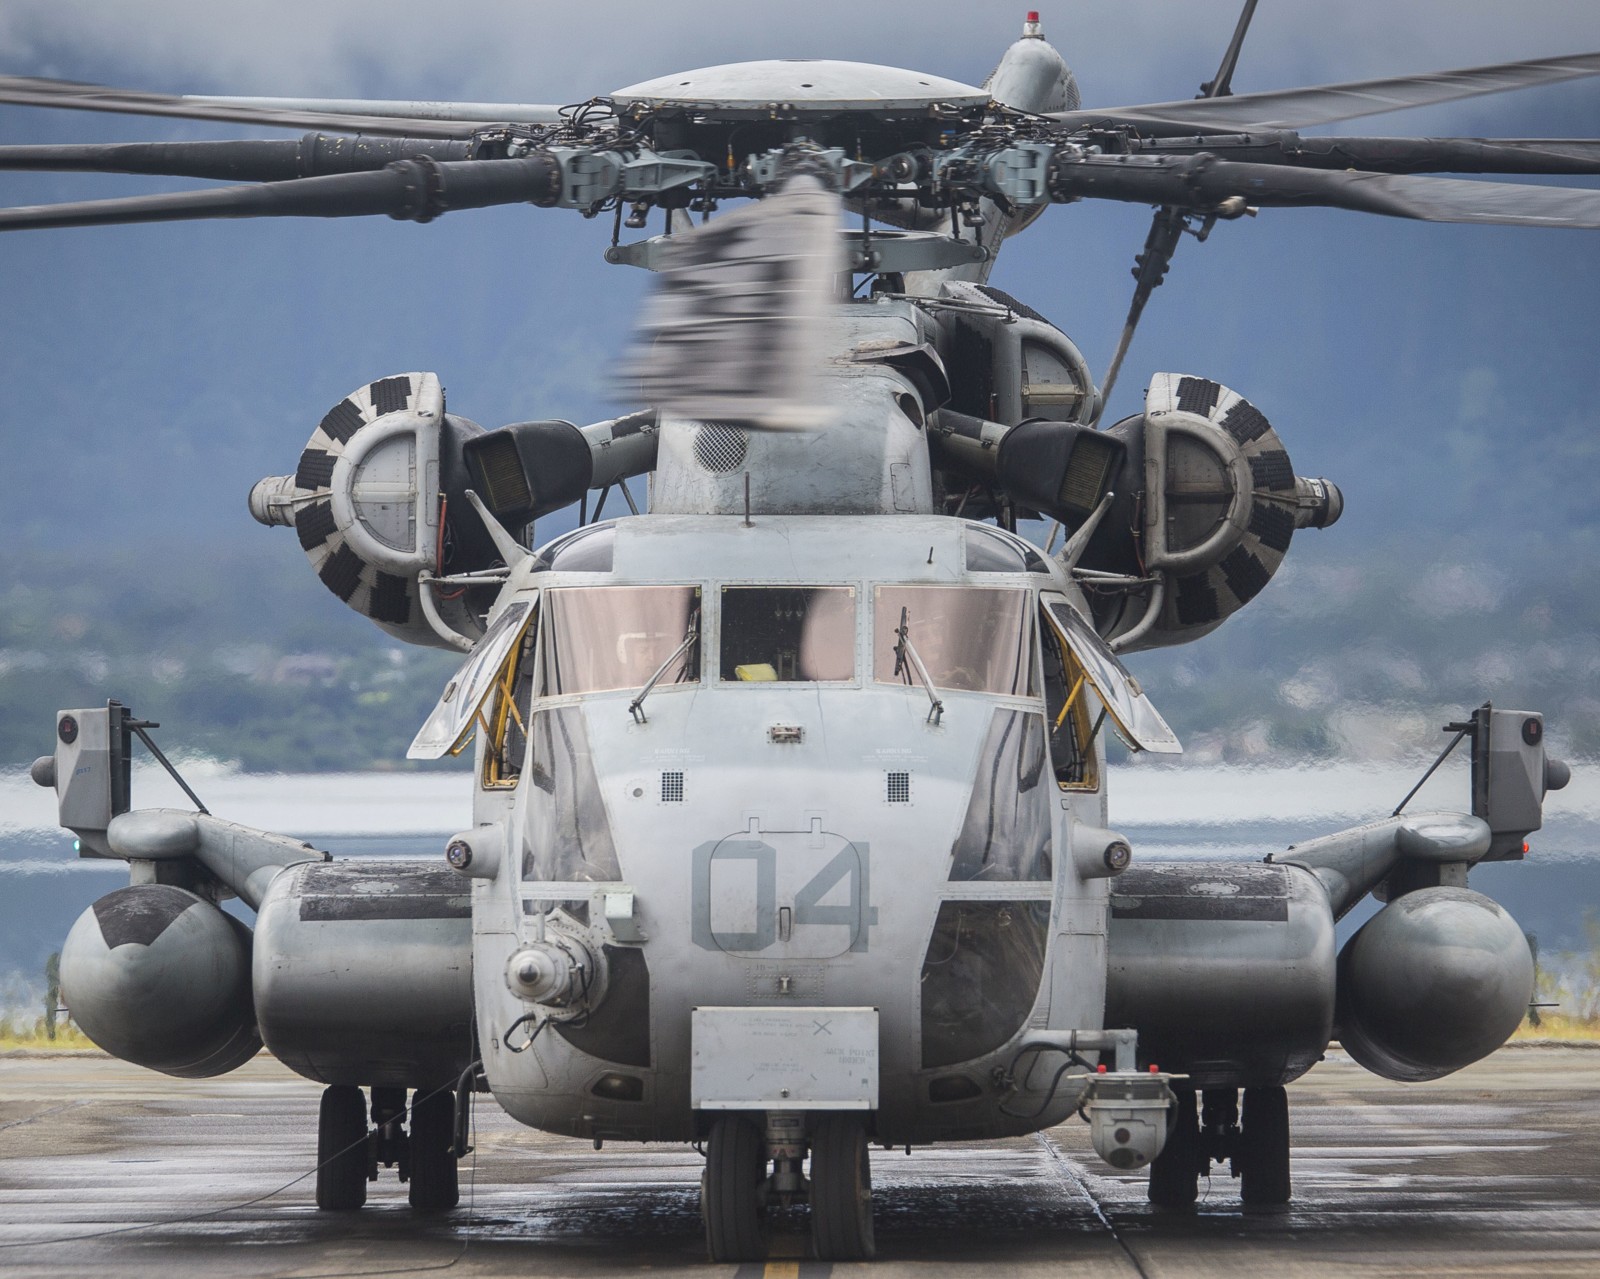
1032, 1131, 1152, 1279
0, 1101, 85, 1135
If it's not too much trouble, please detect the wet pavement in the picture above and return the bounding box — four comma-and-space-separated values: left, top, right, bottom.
1, 1046, 1597, 1278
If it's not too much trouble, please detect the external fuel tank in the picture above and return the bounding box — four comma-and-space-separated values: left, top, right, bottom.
1104, 862, 1336, 1088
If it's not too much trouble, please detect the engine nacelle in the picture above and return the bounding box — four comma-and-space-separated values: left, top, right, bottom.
248, 372, 494, 649
251, 374, 660, 649
1093, 373, 1341, 651
928, 371, 1341, 652
60, 885, 260, 1078
1336, 887, 1534, 1083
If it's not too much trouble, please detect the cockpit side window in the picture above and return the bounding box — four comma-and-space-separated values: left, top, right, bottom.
407, 599, 532, 761
530, 523, 615, 573
543, 585, 701, 696
483, 609, 538, 789
964, 524, 1048, 574
719, 586, 856, 682
1040, 605, 1100, 790
872, 585, 1033, 697
1044, 599, 1182, 754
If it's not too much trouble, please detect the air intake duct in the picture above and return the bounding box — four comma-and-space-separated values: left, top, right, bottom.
995, 419, 1125, 522
462, 409, 659, 527
928, 410, 1126, 524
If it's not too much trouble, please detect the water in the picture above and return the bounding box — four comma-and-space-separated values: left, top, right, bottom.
2, 758, 1595, 1010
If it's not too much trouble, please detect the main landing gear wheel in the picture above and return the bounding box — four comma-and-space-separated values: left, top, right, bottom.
408, 1087, 460, 1214
1238, 1085, 1291, 1206
316, 1084, 369, 1211
809, 1113, 875, 1260
1147, 1085, 1200, 1208
703, 1115, 768, 1262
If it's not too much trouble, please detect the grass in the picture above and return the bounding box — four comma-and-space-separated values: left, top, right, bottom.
0, 1018, 99, 1052
1511, 1014, 1600, 1044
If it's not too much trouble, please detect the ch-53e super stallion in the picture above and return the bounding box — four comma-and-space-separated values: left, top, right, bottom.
7, 7, 1592, 1262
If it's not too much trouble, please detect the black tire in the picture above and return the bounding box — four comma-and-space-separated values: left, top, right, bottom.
1239, 1085, 1291, 1206
703, 1116, 767, 1262
809, 1114, 875, 1261
1148, 1086, 1200, 1208
408, 1088, 460, 1214
316, 1085, 369, 1211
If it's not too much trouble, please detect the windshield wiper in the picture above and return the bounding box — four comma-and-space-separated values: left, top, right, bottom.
893, 606, 944, 726
628, 610, 699, 724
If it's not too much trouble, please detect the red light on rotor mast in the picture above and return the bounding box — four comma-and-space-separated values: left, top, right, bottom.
1027, 10, 1040, 20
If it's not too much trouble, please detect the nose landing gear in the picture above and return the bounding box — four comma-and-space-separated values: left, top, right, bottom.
700, 1110, 877, 1262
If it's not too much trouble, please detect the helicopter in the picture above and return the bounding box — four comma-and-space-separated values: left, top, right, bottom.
6, 4, 1594, 1264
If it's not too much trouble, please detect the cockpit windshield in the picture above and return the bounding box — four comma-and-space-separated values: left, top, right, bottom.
719, 586, 856, 682
544, 585, 701, 696
872, 586, 1032, 696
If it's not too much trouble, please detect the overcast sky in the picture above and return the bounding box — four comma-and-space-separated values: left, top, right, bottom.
0, 2, 1596, 592
2, 1, 1597, 102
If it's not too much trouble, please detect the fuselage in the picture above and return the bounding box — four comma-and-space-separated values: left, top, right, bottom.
466, 512, 1124, 1144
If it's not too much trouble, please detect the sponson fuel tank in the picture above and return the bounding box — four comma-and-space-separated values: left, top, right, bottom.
1104, 862, 1336, 1088
254, 860, 474, 1087
1336, 887, 1534, 1082
60, 884, 260, 1078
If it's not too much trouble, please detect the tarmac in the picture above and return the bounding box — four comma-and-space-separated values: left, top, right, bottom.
1, 1045, 1597, 1278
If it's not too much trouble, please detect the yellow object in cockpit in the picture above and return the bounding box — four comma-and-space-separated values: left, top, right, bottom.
734, 663, 779, 682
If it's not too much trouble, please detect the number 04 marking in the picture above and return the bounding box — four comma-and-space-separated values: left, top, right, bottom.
691, 840, 876, 952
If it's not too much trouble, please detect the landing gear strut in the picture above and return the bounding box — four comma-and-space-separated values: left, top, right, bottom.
1145, 1083, 1291, 1207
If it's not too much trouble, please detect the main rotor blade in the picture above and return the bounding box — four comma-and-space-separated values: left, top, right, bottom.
1134, 135, 1600, 177
0, 135, 473, 181
0, 155, 560, 231
0, 75, 494, 139
1048, 154, 1600, 229
1055, 50, 1600, 136
180, 94, 562, 125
